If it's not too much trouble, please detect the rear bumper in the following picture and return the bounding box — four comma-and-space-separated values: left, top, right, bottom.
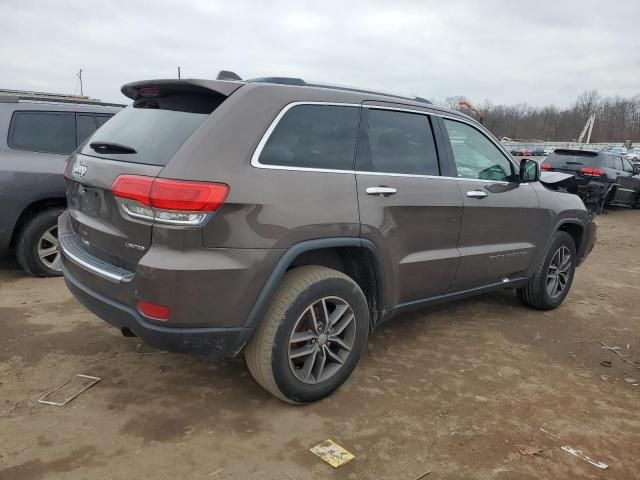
63, 264, 251, 356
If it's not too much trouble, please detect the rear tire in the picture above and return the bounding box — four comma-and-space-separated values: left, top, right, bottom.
518, 231, 576, 310
15, 207, 65, 277
244, 265, 369, 404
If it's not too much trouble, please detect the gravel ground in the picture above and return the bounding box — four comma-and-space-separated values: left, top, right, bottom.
1, 207, 639, 480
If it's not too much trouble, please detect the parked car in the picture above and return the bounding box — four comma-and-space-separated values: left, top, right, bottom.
604, 145, 628, 155
624, 147, 640, 162
541, 149, 640, 212
60, 74, 596, 403
543, 147, 555, 157
0, 91, 122, 276
531, 147, 544, 156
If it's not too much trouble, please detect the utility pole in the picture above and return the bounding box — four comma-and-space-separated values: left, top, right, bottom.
77, 69, 84, 96
177, 66, 181, 79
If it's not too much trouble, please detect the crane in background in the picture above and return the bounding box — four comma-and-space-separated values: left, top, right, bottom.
454, 98, 484, 124
577, 114, 595, 144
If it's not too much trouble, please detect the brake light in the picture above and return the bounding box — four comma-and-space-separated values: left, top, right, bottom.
541, 163, 551, 170
138, 87, 160, 97
150, 178, 229, 211
111, 175, 153, 205
580, 167, 605, 177
111, 175, 229, 225
137, 300, 170, 320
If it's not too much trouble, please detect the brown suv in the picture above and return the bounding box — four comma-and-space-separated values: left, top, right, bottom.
59, 73, 596, 403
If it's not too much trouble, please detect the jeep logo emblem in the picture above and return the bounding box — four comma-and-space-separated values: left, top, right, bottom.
72, 161, 87, 178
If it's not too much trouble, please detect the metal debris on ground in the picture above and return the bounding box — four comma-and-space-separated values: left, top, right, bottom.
518, 445, 545, 456
38, 374, 101, 406
561, 446, 608, 470
539, 427, 561, 440
310, 439, 355, 468
596, 340, 640, 368
412, 471, 431, 480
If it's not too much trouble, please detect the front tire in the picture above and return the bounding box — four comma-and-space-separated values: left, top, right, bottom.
15, 207, 65, 277
244, 266, 369, 404
518, 231, 576, 310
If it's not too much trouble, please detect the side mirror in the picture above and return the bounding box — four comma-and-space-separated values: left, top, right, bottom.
519, 158, 540, 182
633, 164, 640, 176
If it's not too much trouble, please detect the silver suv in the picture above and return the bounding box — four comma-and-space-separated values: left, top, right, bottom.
59, 73, 596, 403
0, 90, 121, 276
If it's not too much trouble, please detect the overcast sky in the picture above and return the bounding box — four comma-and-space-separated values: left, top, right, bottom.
1, 0, 638, 107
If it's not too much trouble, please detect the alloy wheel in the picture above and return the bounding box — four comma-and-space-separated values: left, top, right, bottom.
288, 296, 356, 384
546, 245, 571, 299
37, 226, 61, 272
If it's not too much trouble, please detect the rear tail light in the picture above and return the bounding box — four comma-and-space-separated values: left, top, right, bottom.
111, 175, 229, 225
137, 300, 170, 320
541, 163, 551, 170
580, 167, 605, 177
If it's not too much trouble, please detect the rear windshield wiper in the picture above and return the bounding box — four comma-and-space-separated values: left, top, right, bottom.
89, 141, 137, 154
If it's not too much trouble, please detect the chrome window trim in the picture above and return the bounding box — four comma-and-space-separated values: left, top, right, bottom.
250, 101, 361, 174
250, 101, 517, 184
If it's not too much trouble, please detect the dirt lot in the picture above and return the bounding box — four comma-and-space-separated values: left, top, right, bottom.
1, 209, 639, 480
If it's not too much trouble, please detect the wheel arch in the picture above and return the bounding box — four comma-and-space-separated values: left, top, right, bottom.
557, 221, 584, 254
10, 198, 67, 247
243, 238, 385, 335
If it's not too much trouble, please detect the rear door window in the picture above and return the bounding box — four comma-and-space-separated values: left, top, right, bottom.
80, 93, 225, 165
8, 111, 76, 154
258, 104, 359, 170
363, 109, 440, 176
443, 119, 514, 181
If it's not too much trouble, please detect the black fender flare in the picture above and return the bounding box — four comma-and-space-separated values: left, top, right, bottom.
530, 218, 586, 276
242, 237, 385, 333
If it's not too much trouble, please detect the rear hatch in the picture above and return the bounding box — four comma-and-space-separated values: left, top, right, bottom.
64, 80, 241, 271
541, 149, 604, 186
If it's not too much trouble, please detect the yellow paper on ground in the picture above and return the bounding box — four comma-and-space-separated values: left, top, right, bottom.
310, 439, 355, 468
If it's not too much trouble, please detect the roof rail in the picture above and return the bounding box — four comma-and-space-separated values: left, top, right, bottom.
0, 89, 125, 107
214, 70, 435, 106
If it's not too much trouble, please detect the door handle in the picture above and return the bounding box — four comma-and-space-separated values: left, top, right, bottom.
366, 186, 397, 196
466, 190, 488, 199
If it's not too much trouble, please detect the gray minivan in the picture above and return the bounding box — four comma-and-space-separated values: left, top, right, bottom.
0, 90, 122, 276
60, 75, 596, 403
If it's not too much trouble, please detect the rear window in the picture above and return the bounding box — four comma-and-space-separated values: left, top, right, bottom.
8, 111, 76, 154
80, 93, 224, 165
547, 150, 602, 168
258, 104, 359, 170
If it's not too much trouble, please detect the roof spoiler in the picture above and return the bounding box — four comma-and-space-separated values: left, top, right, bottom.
121, 78, 244, 101
216, 70, 243, 81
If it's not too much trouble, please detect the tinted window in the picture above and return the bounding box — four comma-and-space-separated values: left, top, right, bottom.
614, 156, 623, 170
95, 115, 112, 127
9, 111, 76, 154
604, 156, 615, 169
548, 151, 602, 168
259, 105, 359, 170
444, 119, 514, 181
622, 158, 634, 173
366, 109, 439, 175
80, 93, 224, 165
77, 114, 98, 145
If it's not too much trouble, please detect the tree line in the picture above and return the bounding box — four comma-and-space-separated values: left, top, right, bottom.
445, 90, 640, 143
